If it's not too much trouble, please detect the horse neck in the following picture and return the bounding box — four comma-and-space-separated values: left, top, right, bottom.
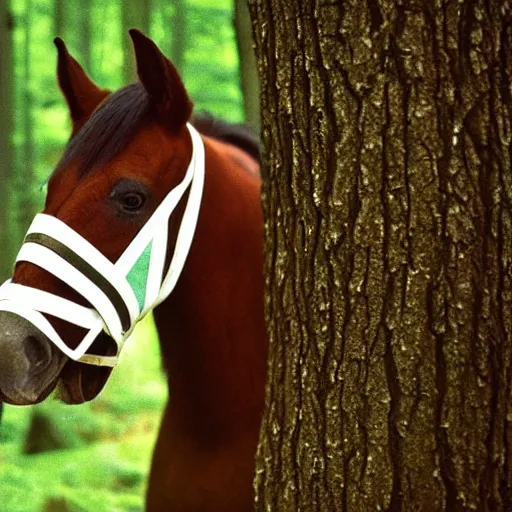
153, 135, 267, 439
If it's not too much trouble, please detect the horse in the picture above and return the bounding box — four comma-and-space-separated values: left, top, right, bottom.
0, 30, 267, 511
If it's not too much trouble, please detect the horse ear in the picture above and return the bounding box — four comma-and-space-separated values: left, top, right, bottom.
129, 29, 193, 132
54, 37, 109, 135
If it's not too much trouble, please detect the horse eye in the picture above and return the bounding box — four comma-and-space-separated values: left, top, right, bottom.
121, 192, 146, 212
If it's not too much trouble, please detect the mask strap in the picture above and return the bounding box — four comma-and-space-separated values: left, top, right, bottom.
0, 286, 105, 362
0, 124, 205, 367
0, 281, 99, 329
158, 124, 205, 302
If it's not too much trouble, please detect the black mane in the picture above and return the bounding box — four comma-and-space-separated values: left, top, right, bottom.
191, 112, 260, 164
55, 84, 152, 177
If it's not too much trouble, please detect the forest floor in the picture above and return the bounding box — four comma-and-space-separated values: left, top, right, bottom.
0, 316, 166, 512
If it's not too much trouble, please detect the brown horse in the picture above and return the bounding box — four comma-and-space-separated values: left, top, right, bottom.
0, 31, 266, 511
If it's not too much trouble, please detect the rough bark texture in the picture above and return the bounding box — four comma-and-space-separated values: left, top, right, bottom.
0, 0, 14, 279
233, 0, 260, 129
249, 1, 512, 510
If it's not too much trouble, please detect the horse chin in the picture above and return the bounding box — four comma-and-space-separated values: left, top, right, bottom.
0, 376, 60, 406
54, 332, 116, 404
54, 373, 85, 404
55, 360, 113, 404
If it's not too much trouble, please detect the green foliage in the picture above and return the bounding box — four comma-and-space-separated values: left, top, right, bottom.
1, 1, 246, 509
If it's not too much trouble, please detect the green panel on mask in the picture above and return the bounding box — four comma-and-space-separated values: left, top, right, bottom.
126, 241, 152, 311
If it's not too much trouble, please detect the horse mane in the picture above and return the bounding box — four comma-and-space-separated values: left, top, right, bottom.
55, 84, 152, 178
191, 112, 260, 164
52, 84, 260, 180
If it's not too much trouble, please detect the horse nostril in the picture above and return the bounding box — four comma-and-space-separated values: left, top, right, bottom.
23, 336, 51, 370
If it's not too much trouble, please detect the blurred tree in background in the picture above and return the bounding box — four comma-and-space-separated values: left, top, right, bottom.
122, 1, 150, 82
0, 1, 259, 510
233, 0, 259, 129
0, 0, 14, 279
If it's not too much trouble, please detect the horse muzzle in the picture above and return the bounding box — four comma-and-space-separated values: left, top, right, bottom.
0, 311, 66, 405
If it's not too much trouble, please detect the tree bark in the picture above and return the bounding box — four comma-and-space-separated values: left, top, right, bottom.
249, 1, 512, 510
233, 0, 260, 129
0, 0, 15, 279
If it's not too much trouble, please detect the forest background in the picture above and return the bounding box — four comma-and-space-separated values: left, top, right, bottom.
0, 0, 256, 510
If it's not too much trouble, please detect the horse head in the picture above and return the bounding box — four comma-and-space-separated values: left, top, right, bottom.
0, 30, 200, 405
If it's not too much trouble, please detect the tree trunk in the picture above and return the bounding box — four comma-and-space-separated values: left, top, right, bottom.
233, 0, 259, 129
0, 0, 14, 279
122, 0, 151, 83
170, 0, 186, 74
18, 0, 36, 233
77, 0, 92, 74
53, 0, 65, 38
249, 1, 512, 510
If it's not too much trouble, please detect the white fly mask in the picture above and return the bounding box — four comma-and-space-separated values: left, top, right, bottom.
0, 124, 205, 368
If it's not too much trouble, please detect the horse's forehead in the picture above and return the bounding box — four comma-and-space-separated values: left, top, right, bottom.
79, 122, 174, 176
104, 123, 188, 181
119, 123, 174, 159
45, 162, 82, 213
48, 122, 187, 201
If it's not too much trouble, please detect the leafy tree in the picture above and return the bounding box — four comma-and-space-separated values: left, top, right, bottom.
250, 0, 512, 510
